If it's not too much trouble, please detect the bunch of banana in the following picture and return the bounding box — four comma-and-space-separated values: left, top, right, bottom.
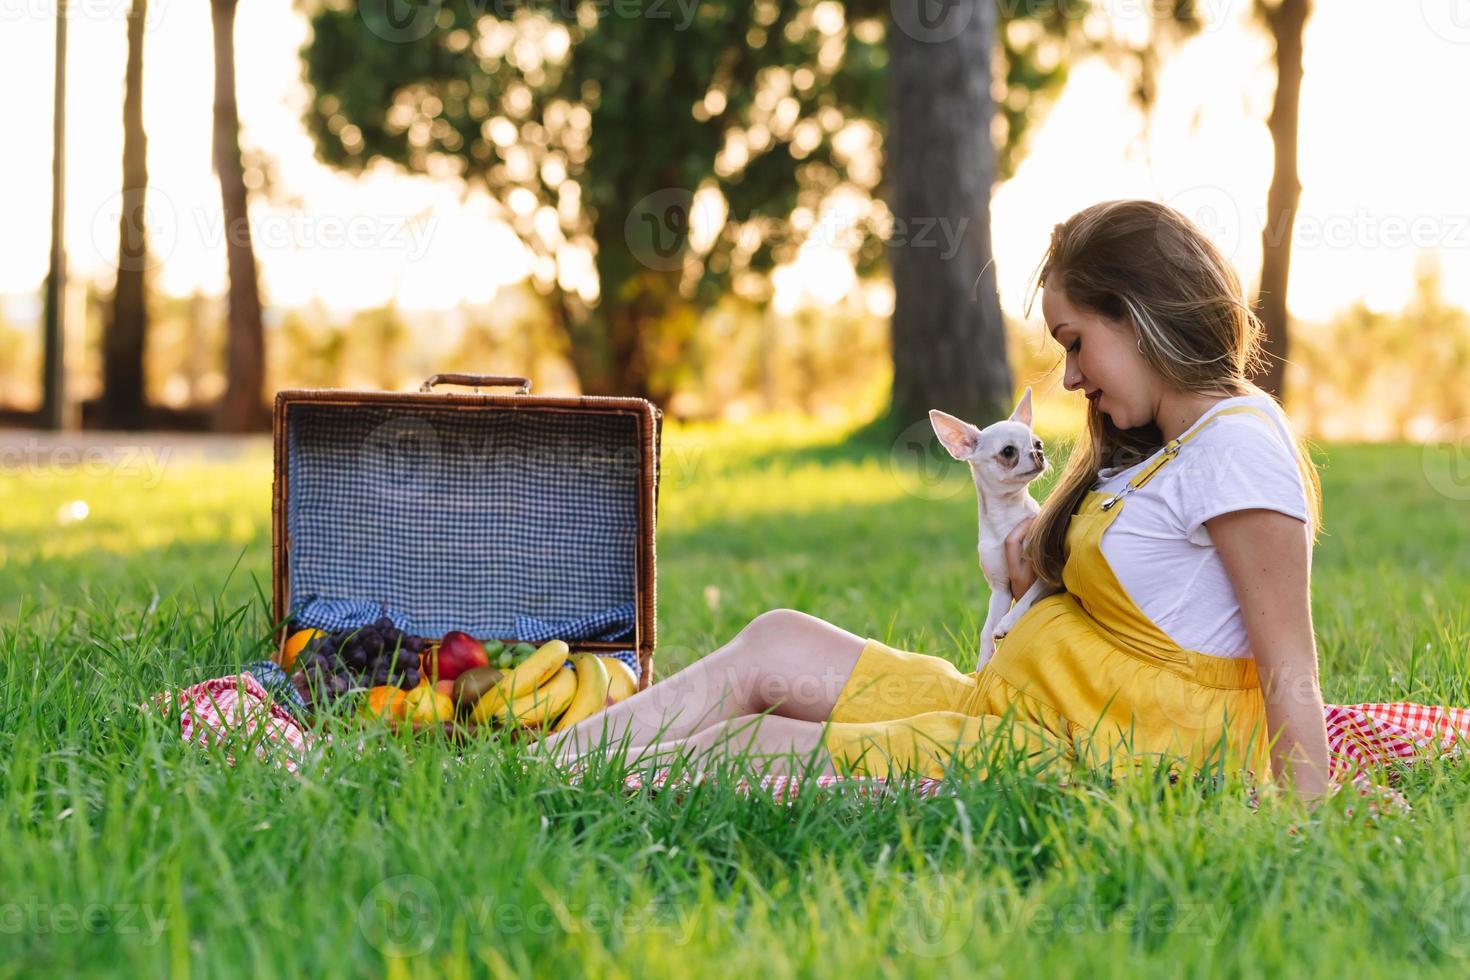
465, 640, 639, 732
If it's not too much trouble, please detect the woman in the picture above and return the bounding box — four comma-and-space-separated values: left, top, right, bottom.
542, 200, 1333, 804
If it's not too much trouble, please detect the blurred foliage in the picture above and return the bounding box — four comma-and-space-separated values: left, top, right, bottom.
1288, 257, 1470, 441
5, 256, 1470, 438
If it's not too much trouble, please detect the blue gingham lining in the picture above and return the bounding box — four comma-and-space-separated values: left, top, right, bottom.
286, 404, 642, 679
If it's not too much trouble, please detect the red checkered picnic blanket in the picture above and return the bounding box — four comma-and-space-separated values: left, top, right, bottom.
153, 671, 1467, 816
148, 672, 313, 773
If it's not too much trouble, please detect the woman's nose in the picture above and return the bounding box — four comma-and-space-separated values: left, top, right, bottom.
1063, 366, 1083, 391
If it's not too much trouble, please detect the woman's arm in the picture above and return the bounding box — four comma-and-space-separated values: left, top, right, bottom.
1206, 508, 1331, 806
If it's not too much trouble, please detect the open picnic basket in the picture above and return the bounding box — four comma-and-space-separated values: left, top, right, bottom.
269, 373, 661, 731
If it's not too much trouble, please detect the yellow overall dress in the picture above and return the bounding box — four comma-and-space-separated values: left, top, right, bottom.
824, 405, 1277, 782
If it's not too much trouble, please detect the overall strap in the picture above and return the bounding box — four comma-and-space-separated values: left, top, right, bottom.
1100, 405, 1277, 511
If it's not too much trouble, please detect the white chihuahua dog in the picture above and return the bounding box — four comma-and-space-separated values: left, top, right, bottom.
930, 387, 1059, 669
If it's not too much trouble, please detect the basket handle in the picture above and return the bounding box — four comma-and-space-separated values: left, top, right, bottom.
419, 374, 532, 394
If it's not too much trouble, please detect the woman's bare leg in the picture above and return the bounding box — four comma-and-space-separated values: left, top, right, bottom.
623, 714, 836, 777
540, 608, 866, 762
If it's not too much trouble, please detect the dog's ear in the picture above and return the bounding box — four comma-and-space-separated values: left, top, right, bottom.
1009, 386, 1034, 428
929, 410, 980, 461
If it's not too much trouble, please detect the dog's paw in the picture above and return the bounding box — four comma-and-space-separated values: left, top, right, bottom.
994, 609, 1023, 637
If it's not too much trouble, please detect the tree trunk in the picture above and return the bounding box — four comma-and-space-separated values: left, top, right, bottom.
100, 0, 150, 429
1252, 0, 1311, 401
886, 0, 1012, 437
41, 0, 69, 431
211, 0, 268, 432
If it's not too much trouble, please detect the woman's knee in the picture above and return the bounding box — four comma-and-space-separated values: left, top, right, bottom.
737, 608, 815, 644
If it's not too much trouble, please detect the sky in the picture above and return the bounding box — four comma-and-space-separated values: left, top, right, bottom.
2, 0, 1468, 326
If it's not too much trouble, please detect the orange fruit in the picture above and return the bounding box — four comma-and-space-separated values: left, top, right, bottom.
363, 685, 408, 722
279, 629, 325, 672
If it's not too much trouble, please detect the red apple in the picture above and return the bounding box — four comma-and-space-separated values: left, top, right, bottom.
435, 631, 490, 681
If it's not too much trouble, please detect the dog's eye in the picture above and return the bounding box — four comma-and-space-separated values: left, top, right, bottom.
1001, 446, 1016, 458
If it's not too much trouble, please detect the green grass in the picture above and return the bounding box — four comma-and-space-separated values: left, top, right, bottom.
2, 414, 1469, 978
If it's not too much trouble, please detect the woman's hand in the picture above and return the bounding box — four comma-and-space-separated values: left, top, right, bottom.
1005, 517, 1038, 600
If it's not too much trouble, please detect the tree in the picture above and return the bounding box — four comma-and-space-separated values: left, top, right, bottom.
99, 0, 151, 429
1252, 0, 1312, 400
884, 0, 1009, 432
211, 0, 269, 431
41, 0, 69, 430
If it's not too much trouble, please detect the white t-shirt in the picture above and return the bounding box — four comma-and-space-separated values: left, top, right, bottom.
1091, 394, 1313, 659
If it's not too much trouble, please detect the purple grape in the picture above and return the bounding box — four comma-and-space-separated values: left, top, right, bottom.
398, 668, 419, 691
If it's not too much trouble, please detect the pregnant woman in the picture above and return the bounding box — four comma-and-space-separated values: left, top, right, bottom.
543, 199, 1335, 801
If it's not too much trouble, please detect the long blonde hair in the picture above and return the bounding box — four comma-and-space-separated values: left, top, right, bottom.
1021, 199, 1324, 588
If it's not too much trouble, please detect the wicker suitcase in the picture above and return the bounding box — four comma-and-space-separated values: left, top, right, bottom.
271, 373, 661, 694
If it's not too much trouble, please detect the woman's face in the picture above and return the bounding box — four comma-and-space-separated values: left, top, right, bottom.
1042, 285, 1160, 431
